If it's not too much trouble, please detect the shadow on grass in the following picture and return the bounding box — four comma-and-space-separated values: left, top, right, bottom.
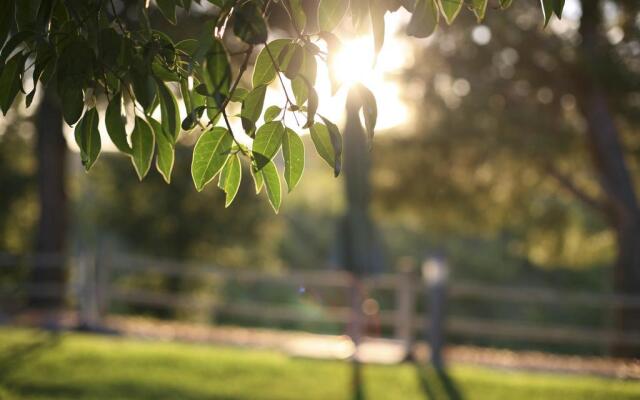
352, 359, 365, 400
414, 363, 464, 400
0, 330, 61, 381
7, 381, 246, 400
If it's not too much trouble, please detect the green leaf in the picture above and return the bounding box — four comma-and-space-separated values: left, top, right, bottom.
105, 92, 132, 154
130, 117, 155, 180
350, 83, 377, 143
182, 105, 206, 131
176, 38, 199, 56
291, 48, 318, 105
230, 87, 249, 102
203, 38, 231, 105
148, 117, 175, 184
26, 45, 53, 107
541, 0, 553, 27
233, 2, 268, 44
318, 0, 349, 32
552, 0, 565, 17
0, 31, 34, 67
284, 45, 303, 79
0, 54, 25, 114
438, 0, 463, 25
0, 0, 14, 46
241, 85, 267, 136
157, 0, 177, 24
282, 128, 304, 192
74, 107, 101, 171
318, 117, 342, 177
303, 82, 318, 129
219, 153, 242, 207
15, 0, 38, 31
252, 39, 292, 88
407, 0, 439, 38
57, 40, 94, 124
261, 160, 281, 213
287, 0, 307, 32
310, 122, 335, 172
131, 68, 158, 114
252, 121, 285, 170
99, 28, 123, 67
264, 105, 282, 122
157, 80, 181, 141
472, 0, 488, 21
499, 0, 513, 9
251, 162, 264, 194
191, 127, 233, 191
59, 86, 84, 125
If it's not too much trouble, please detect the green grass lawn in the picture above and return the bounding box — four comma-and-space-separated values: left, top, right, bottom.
0, 328, 639, 400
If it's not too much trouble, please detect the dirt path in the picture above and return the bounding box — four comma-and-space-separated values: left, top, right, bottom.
7, 312, 640, 379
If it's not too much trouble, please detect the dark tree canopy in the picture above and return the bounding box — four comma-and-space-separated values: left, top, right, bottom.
0, 0, 564, 211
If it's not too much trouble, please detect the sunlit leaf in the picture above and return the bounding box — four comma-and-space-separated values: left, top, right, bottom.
287, 0, 307, 33
130, 117, 155, 180
203, 38, 231, 105
253, 39, 292, 88
320, 116, 342, 177
472, 0, 488, 22
253, 121, 285, 170
438, 0, 463, 25
219, 153, 242, 207
318, 0, 349, 32
261, 160, 281, 213
74, 107, 101, 171
264, 105, 282, 122
191, 127, 233, 191
148, 117, 175, 184
303, 81, 318, 129
157, 80, 181, 141
282, 128, 304, 192
241, 85, 267, 136
350, 83, 377, 143
310, 121, 341, 176
251, 162, 264, 194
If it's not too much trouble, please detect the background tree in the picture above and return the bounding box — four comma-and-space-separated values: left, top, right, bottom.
376, 0, 640, 356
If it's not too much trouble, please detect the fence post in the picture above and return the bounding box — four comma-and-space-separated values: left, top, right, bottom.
78, 252, 100, 329
395, 257, 416, 360
423, 255, 448, 369
95, 244, 111, 326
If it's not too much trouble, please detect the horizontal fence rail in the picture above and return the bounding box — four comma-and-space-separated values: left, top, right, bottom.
1, 252, 640, 352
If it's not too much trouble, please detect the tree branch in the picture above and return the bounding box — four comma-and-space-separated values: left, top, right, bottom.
544, 163, 611, 216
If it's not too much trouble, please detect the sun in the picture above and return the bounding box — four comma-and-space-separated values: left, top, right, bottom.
331, 37, 376, 86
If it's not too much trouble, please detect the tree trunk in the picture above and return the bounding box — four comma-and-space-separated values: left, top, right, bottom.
29, 88, 68, 309
578, 0, 640, 357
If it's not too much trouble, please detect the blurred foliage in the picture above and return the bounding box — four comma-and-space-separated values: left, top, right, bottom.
0, 112, 37, 253
372, 0, 640, 271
